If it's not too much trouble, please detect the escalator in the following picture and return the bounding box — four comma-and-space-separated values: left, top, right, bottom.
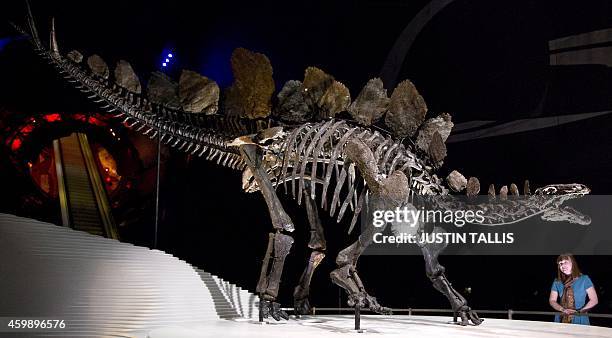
53, 132, 119, 239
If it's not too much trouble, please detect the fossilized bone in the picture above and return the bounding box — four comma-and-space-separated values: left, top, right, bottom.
10, 4, 591, 326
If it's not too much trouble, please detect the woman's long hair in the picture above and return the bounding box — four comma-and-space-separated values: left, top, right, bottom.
556, 253, 582, 282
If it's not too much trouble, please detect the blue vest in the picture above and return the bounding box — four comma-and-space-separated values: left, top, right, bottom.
551, 275, 594, 325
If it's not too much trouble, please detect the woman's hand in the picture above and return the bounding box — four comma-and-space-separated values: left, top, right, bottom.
562, 308, 576, 315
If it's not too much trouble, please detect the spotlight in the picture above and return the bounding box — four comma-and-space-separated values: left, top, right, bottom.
168, 53, 173, 58
165, 58, 170, 62
162, 62, 167, 67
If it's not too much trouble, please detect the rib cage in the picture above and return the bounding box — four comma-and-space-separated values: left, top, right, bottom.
273, 120, 446, 231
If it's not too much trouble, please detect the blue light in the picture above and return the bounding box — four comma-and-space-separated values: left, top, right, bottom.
162, 62, 167, 67
0, 37, 13, 52
168, 53, 173, 58
0, 36, 26, 53
165, 58, 170, 62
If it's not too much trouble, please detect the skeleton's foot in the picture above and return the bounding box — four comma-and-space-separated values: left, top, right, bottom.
293, 297, 312, 317
347, 292, 392, 315
454, 306, 483, 326
260, 299, 290, 321
428, 273, 482, 326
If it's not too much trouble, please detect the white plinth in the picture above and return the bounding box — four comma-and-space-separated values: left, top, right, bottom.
147, 315, 612, 338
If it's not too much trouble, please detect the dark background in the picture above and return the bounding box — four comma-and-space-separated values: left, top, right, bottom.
1, 0, 611, 325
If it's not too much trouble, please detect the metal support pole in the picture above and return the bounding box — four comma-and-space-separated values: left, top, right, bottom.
259, 295, 264, 322
354, 304, 360, 331
338, 287, 342, 316
153, 134, 161, 249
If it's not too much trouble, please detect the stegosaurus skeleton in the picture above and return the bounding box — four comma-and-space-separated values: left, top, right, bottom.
11, 4, 591, 326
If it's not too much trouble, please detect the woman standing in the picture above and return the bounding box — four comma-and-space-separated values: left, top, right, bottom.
549, 253, 598, 325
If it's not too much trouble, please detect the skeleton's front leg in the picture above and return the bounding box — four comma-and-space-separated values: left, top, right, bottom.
420, 227, 483, 326
293, 186, 326, 316
256, 232, 293, 320
240, 144, 294, 321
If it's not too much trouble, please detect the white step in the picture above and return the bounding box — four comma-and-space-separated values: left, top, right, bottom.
0, 213, 260, 337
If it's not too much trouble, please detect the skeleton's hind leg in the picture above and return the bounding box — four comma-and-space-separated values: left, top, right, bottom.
293, 187, 326, 316
329, 207, 393, 314
329, 138, 409, 314
240, 144, 294, 321
421, 227, 483, 326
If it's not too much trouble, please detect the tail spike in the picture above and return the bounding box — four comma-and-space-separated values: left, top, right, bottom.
50, 17, 59, 56
25, 0, 42, 49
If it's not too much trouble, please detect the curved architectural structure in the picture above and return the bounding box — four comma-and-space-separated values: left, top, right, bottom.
0, 213, 258, 337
